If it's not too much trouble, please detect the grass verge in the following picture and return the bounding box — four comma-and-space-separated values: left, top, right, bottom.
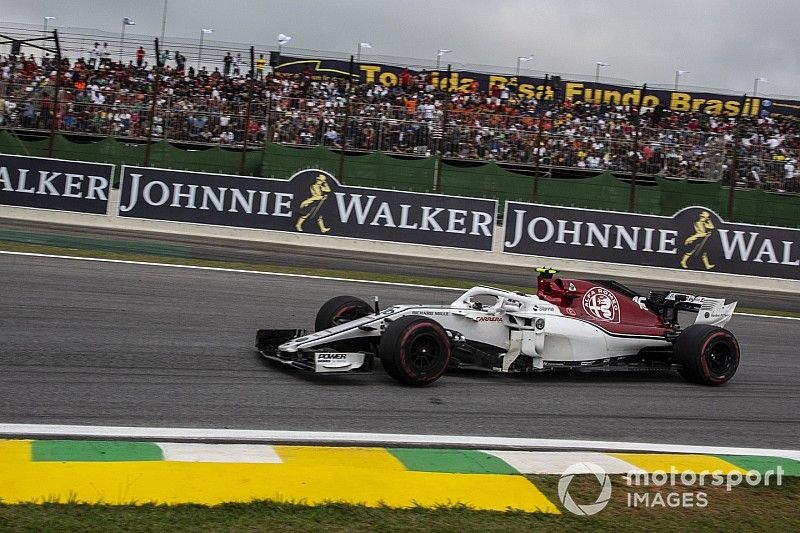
0, 240, 798, 319
0, 477, 797, 532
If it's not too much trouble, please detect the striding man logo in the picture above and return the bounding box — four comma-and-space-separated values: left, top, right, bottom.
680, 210, 716, 270
295, 173, 333, 233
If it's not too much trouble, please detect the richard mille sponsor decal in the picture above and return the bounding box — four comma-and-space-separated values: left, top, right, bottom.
414, 311, 449, 316
582, 287, 621, 323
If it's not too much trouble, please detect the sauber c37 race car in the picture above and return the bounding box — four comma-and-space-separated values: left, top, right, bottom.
255, 269, 740, 387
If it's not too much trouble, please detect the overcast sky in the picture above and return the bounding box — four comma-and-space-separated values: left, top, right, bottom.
4, 0, 799, 97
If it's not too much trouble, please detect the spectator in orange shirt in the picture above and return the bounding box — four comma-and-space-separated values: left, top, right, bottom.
404, 95, 417, 117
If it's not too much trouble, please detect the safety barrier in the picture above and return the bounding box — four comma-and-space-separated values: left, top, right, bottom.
1, 154, 799, 288
1, 137, 799, 228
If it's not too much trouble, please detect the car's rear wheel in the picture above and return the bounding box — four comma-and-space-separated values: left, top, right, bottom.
673, 324, 740, 386
315, 296, 372, 332
379, 315, 451, 386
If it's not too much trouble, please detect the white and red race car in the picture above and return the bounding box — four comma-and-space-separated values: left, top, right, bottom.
256, 269, 740, 386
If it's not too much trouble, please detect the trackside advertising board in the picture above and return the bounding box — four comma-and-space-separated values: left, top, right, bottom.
118, 167, 497, 250
0, 154, 113, 214
503, 203, 800, 280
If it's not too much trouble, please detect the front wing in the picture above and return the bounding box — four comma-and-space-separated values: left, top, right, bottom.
256, 328, 373, 373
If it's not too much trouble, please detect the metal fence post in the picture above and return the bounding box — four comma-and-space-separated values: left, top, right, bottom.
238, 46, 255, 175
628, 83, 647, 212
47, 30, 61, 157
532, 74, 549, 202
143, 38, 161, 166
726, 93, 748, 221
433, 64, 451, 194
265, 92, 273, 144
337, 55, 354, 184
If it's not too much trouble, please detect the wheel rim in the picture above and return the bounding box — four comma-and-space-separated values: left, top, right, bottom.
704, 340, 735, 376
406, 332, 442, 373
332, 305, 365, 325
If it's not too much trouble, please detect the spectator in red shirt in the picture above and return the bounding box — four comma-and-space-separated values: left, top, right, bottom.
400, 68, 411, 89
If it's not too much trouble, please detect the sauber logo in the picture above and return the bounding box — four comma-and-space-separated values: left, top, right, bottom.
582, 287, 621, 323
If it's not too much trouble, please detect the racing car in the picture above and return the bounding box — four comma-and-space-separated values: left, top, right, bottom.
256, 268, 740, 386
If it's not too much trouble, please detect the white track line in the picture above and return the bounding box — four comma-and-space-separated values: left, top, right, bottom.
1, 424, 798, 460
2, 250, 797, 320
733, 312, 800, 322
0, 250, 463, 291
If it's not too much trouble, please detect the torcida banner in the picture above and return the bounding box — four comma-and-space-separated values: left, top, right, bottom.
275, 56, 798, 118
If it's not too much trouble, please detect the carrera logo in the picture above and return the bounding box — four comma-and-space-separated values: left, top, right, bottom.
475, 316, 503, 322
582, 287, 621, 323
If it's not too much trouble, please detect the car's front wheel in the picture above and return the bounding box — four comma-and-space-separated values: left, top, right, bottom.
673, 324, 740, 385
379, 315, 451, 386
314, 295, 372, 332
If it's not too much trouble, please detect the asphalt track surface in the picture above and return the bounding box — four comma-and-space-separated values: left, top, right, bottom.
1, 253, 798, 449
1, 217, 798, 313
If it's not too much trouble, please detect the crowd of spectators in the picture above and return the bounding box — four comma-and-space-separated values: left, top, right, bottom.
0, 48, 797, 192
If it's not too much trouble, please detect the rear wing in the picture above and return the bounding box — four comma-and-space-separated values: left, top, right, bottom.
649, 292, 737, 328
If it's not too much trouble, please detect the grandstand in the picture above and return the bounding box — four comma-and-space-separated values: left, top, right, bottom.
0, 21, 797, 195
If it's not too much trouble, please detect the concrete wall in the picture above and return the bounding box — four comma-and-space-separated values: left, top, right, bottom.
1, 189, 797, 294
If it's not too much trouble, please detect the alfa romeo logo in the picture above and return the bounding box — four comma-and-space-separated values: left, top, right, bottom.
582, 287, 620, 322
558, 462, 612, 516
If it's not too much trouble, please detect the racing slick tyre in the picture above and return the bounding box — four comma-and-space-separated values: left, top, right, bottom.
379, 315, 451, 386
314, 296, 372, 332
673, 324, 740, 386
